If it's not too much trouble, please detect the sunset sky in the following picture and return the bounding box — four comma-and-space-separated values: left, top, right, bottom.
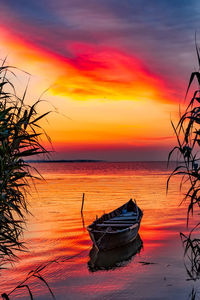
0, 0, 199, 161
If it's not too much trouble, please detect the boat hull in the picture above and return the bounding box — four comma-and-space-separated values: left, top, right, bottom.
88, 223, 140, 250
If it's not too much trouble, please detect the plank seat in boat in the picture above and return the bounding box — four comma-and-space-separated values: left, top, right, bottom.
121, 212, 137, 217
96, 223, 135, 228
111, 216, 138, 221
104, 220, 136, 224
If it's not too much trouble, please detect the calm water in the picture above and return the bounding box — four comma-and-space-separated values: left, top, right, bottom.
0, 162, 198, 299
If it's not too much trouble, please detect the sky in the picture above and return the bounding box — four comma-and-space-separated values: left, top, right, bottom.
0, 0, 199, 161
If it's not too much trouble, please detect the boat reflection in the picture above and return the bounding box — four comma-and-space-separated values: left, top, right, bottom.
88, 234, 143, 272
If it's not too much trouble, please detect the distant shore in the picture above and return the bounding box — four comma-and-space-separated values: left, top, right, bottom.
26, 159, 104, 163
26, 160, 176, 163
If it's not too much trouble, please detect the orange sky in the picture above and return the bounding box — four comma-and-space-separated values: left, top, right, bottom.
0, 3, 193, 161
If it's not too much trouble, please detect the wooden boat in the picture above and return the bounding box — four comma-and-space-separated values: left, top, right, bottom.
87, 199, 143, 251
88, 234, 143, 272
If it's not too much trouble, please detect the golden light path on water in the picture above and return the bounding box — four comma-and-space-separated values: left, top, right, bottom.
0, 162, 198, 299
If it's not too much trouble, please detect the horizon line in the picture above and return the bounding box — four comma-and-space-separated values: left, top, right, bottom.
26, 159, 177, 163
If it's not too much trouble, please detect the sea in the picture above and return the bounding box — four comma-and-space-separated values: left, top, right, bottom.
0, 161, 199, 300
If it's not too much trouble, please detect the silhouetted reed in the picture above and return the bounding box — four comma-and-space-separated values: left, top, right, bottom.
0, 61, 50, 267
168, 44, 200, 224
2, 248, 90, 299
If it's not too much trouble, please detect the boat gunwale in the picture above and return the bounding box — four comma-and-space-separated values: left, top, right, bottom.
87, 199, 143, 233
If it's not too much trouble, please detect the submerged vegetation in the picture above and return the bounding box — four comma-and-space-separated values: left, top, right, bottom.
181, 226, 200, 281
0, 62, 50, 267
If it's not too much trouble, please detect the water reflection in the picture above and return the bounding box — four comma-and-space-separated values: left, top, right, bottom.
88, 234, 143, 272
81, 212, 86, 229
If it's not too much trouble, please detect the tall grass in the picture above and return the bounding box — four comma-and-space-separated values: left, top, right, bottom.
0, 62, 50, 267
168, 45, 200, 224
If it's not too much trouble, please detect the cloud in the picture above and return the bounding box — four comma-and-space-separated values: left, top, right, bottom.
0, 0, 200, 102
50, 42, 174, 103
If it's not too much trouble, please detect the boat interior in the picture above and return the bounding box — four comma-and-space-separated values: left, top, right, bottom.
95, 204, 139, 231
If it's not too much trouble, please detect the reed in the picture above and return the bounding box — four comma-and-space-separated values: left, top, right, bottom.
0, 61, 50, 266
2, 248, 89, 299
167, 44, 200, 224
